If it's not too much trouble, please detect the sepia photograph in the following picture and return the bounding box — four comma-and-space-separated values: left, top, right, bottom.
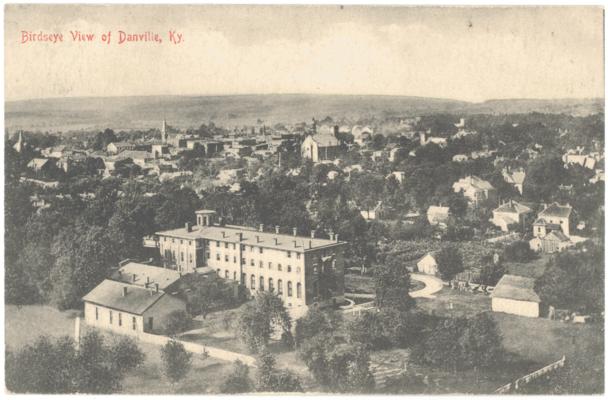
3, 3, 605, 395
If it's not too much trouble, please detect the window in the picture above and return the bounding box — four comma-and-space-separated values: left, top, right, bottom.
109, 310, 113, 324
233, 256, 237, 263
217, 268, 220, 275
180, 239, 183, 245
189, 240, 192, 246
259, 247, 263, 254
225, 270, 229, 278
132, 317, 137, 330
241, 273, 246, 284
259, 276, 265, 291
216, 241, 220, 247
287, 265, 292, 272
250, 259, 255, 266
278, 279, 283, 295
242, 258, 246, 265
118, 313, 122, 327
216, 254, 220, 261
172, 238, 175, 243
189, 253, 193, 263
278, 264, 282, 271
250, 275, 256, 289
297, 283, 302, 299
287, 251, 291, 258
225, 242, 229, 249
287, 281, 293, 297
225, 255, 229, 262
95, 307, 99, 320
268, 262, 273, 270
259, 261, 263, 268
233, 271, 237, 280
269, 278, 274, 292
181, 252, 184, 262
241, 245, 246, 251
206, 252, 210, 260
297, 253, 301, 260
233, 243, 236, 250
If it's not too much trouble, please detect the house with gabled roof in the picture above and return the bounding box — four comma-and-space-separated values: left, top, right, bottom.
82, 278, 187, 335
452, 175, 495, 206
491, 274, 540, 318
301, 132, 341, 163
532, 202, 573, 238
490, 200, 532, 232
502, 167, 526, 195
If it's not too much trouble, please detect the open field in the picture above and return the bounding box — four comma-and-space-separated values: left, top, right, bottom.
5, 304, 238, 394
504, 254, 551, 279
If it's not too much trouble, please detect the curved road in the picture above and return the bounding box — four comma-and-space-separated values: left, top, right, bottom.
409, 273, 444, 299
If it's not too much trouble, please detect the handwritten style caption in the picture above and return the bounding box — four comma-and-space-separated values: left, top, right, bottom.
20, 30, 184, 45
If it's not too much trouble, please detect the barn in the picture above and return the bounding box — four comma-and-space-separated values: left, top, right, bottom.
491, 274, 540, 318
417, 253, 438, 276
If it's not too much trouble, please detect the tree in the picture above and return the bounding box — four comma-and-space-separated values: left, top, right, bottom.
298, 334, 374, 393
6, 333, 144, 393
382, 371, 429, 394
411, 313, 504, 371
220, 360, 254, 394
503, 240, 536, 263
479, 262, 506, 286
163, 310, 193, 337
160, 340, 192, 384
237, 292, 292, 353
256, 352, 302, 392
374, 253, 415, 312
435, 245, 464, 281
182, 274, 236, 318
294, 307, 342, 347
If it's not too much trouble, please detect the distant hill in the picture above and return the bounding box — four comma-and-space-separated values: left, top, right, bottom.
4, 94, 603, 133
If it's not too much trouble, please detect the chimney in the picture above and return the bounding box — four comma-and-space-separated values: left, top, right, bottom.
292, 227, 297, 236
309, 240, 312, 249
335, 234, 339, 242
311, 230, 316, 239
132, 274, 137, 282
122, 287, 128, 297
146, 276, 150, 284
274, 238, 278, 245
259, 224, 264, 232
237, 232, 243, 241
185, 222, 192, 232
275, 225, 280, 234
222, 231, 226, 238
256, 235, 260, 243
154, 283, 159, 293
117, 270, 122, 278
293, 240, 297, 248
144, 282, 149, 289
329, 232, 335, 241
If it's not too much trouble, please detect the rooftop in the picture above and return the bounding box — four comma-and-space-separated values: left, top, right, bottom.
310, 132, 340, 147
538, 202, 572, 219
110, 262, 182, 290
494, 200, 532, 215
491, 274, 540, 303
82, 279, 166, 315
156, 224, 344, 252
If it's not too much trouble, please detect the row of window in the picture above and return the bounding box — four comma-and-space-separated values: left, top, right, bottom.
214, 269, 302, 298
214, 241, 302, 259
95, 307, 137, 330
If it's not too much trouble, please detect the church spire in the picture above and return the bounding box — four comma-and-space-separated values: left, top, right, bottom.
161, 119, 167, 143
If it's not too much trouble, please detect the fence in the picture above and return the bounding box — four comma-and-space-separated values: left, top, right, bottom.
80, 319, 256, 366
494, 355, 566, 394
342, 301, 376, 317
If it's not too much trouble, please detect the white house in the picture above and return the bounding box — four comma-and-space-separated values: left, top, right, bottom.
490, 200, 532, 232
386, 171, 405, 184
502, 167, 526, 195
532, 202, 573, 238
301, 133, 341, 163
427, 206, 450, 226
491, 274, 540, 318
417, 253, 438, 276
83, 279, 187, 334
360, 201, 384, 221
452, 176, 495, 206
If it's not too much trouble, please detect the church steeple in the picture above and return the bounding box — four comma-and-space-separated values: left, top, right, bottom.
161, 119, 167, 143
13, 130, 24, 153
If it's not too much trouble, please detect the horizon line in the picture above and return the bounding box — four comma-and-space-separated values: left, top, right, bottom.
5, 92, 605, 105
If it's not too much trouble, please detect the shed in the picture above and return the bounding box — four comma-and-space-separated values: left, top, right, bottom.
417, 253, 438, 276
491, 274, 540, 318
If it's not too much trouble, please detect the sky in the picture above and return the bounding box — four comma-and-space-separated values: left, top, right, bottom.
4, 5, 605, 102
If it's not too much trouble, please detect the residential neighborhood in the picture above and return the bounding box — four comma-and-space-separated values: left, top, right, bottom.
4, 4, 604, 397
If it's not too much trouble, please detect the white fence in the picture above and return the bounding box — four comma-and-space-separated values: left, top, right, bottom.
80, 319, 256, 367
494, 355, 566, 394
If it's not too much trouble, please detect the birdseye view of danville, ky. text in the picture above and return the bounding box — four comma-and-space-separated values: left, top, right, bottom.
3, 4, 605, 395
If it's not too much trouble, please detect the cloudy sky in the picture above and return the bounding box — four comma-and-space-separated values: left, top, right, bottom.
5, 5, 604, 102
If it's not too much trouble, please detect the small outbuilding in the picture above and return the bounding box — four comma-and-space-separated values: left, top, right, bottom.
417, 253, 438, 276
491, 274, 540, 318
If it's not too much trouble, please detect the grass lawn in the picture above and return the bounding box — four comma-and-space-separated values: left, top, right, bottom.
345, 273, 425, 294
5, 304, 241, 394
415, 287, 491, 318
5, 304, 80, 350
504, 253, 551, 279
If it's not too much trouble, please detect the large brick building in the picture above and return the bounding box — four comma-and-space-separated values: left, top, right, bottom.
155, 210, 346, 312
